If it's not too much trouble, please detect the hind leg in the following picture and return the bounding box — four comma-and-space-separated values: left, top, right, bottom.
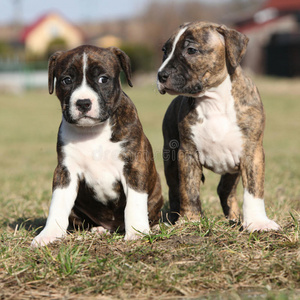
241, 143, 280, 231
217, 173, 241, 222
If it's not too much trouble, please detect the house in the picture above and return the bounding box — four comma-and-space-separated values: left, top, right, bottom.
230, 0, 300, 76
20, 13, 85, 58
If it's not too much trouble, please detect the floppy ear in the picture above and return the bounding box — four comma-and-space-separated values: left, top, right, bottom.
109, 47, 133, 87
216, 25, 249, 74
48, 51, 63, 94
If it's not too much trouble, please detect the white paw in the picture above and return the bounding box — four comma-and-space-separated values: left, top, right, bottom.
91, 226, 109, 235
243, 218, 281, 232
124, 232, 140, 241
124, 228, 149, 241
31, 231, 65, 247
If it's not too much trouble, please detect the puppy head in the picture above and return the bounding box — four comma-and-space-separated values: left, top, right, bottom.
157, 22, 249, 97
48, 45, 132, 127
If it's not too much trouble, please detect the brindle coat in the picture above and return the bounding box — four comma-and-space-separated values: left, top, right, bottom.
158, 22, 270, 226
48, 46, 163, 232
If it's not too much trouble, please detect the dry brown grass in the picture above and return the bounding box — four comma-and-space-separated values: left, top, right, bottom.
0, 217, 299, 299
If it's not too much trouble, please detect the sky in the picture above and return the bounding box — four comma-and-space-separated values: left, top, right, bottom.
0, 0, 229, 25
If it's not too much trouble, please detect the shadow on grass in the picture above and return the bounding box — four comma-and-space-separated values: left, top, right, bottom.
9, 217, 46, 234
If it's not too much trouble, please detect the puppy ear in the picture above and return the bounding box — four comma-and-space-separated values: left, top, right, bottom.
48, 51, 63, 94
109, 47, 133, 87
217, 25, 249, 74
180, 22, 191, 28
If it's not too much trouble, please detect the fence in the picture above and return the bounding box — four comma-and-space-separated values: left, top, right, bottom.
0, 60, 48, 91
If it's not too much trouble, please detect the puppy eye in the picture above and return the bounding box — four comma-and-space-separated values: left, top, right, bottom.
187, 47, 198, 55
162, 47, 168, 60
99, 76, 108, 84
62, 77, 72, 85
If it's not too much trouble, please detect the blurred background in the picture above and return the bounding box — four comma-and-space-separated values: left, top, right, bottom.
0, 0, 299, 91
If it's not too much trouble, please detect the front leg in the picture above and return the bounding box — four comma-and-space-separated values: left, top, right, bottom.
178, 148, 203, 220
241, 145, 280, 232
124, 187, 150, 240
31, 166, 78, 247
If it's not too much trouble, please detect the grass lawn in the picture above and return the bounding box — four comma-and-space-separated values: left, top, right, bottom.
0, 76, 299, 299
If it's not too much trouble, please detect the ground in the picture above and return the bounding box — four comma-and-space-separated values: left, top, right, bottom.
0, 76, 299, 299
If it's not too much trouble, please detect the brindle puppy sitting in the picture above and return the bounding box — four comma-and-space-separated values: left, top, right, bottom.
32, 45, 163, 246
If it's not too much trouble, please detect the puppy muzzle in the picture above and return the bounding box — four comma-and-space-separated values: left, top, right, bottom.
157, 70, 204, 97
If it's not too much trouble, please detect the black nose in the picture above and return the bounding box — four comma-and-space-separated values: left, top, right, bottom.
158, 70, 169, 83
76, 99, 92, 113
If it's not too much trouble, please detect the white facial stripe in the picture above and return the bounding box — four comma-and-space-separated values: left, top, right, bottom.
69, 52, 101, 125
82, 52, 88, 84
159, 26, 188, 72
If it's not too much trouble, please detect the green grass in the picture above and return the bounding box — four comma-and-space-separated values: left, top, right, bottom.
0, 77, 299, 299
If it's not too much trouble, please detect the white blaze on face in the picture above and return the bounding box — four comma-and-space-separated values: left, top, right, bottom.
158, 26, 188, 73
69, 52, 100, 126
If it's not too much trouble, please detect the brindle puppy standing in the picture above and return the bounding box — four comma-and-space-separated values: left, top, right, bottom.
157, 22, 280, 232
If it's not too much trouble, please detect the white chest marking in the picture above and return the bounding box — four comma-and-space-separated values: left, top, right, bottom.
191, 76, 243, 175
61, 119, 125, 203
158, 26, 187, 73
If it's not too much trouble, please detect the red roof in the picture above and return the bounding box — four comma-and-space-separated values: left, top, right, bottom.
237, 16, 286, 33
235, 0, 300, 33
20, 12, 85, 43
263, 0, 300, 10
20, 13, 49, 42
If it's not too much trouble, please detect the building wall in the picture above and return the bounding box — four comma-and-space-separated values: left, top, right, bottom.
25, 14, 83, 56
241, 15, 298, 74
